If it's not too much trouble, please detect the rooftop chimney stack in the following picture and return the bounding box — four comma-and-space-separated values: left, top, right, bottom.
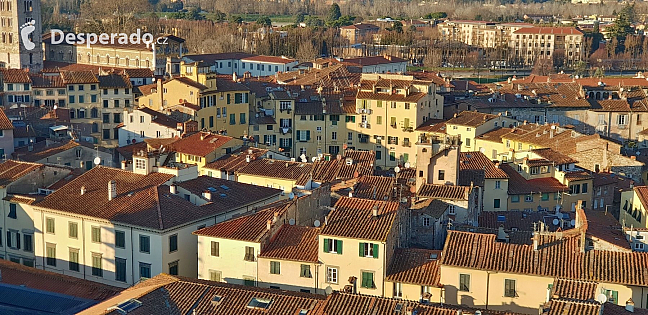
266, 219, 272, 230
108, 180, 117, 201
80, 186, 86, 195
121, 160, 127, 170
273, 211, 279, 223
170, 184, 177, 194
203, 190, 212, 201
626, 299, 635, 312
372, 205, 379, 217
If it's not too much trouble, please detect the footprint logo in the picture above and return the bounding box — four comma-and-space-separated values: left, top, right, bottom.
20, 20, 36, 51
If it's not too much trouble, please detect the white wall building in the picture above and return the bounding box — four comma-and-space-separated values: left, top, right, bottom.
118, 107, 183, 147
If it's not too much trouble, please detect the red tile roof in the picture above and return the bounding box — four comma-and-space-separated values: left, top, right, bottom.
0, 68, 31, 83
356, 91, 427, 102
542, 299, 601, 315
340, 23, 379, 30
172, 131, 237, 157
417, 184, 471, 200
386, 248, 441, 287
551, 278, 598, 301
446, 111, 500, 128
236, 159, 313, 183
0, 259, 120, 301
321, 197, 399, 242
241, 55, 296, 64
531, 148, 578, 165
352, 175, 395, 200
459, 151, 509, 179
60, 70, 99, 84
203, 147, 269, 173
344, 55, 407, 66
137, 107, 182, 129
500, 163, 568, 195
585, 210, 631, 251
173, 76, 209, 90
12, 140, 80, 162
0, 109, 14, 130
440, 230, 648, 286
259, 225, 320, 263
194, 199, 292, 241
0, 160, 43, 187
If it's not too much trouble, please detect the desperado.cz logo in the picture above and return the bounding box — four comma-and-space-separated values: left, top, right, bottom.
50, 28, 167, 49
20, 20, 37, 50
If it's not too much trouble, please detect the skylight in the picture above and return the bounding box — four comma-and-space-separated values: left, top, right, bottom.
108, 299, 142, 314
247, 297, 272, 310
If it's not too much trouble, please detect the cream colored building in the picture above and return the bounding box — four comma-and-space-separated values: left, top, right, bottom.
350, 73, 443, 168
510, 27, 584, 66
385, 248, 443, 303
620, 186, 648, 229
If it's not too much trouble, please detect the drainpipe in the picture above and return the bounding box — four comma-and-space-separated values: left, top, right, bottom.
131, 226, 135, 285
485, 271, 492, 309
82, 218, 86, 280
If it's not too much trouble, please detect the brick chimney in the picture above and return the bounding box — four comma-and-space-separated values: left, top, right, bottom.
108, 180, 117, 201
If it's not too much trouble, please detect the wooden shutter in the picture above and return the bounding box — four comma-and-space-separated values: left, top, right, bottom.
323, 238, 329, 252
372, 244, 379, 258
336, 240, 343, 254
359, 243, 364, 257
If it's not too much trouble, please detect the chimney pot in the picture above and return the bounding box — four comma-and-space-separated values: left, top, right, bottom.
372, 205, 379, 217
273, 211, 279, 223
626, 298, 635, 312
80, 186, 86, 195
108, 180, 117, 201
203, 190, 212, 201
170, 184, 177, 194
266, 219, 272, 230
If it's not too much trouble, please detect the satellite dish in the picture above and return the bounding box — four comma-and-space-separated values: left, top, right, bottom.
300, 154, 306, 160
570, 219, 576, 227
552, 218, 560, 226
596, 294, 608, 304
325, 286, 333, 295
289, 192, 295, 200
479, 147, 485, 153
314, 220, 321, 227
53, 105, 58, 110
404, 162, 411, 168
394, 166, 401, 173
311, 156, 317, 162
637, 151, 641, 156
93, 157, 101, 165
289, 218, 295, 225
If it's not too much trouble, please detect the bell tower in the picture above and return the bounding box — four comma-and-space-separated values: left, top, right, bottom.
0, 0, 43, 71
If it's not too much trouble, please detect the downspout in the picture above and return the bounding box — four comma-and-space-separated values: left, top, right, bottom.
131, 226, 135, 285
382, 242, 386, 297
485, 271, 491, 310
40, 209, 44, 269
82, 218, 86, 280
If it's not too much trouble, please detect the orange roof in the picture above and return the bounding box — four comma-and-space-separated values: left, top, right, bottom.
172, 132, 236, 157
0, 109, 13, 130
417, 184, 471, 200
259, 225, 320, 263
459, 151, 508, 179
551, 278, 598, 301
241, 55, 296, 64
0, 160, 43, 187
440, 230, 648, 286
321, 197, 399, 242
446, 111, 500, 127
0, 68, 31, 83
386, 248, 441, 287
60, 70, 99, 84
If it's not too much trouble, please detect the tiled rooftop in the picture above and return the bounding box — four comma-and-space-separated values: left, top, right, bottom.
321, 197, 399, 242
385, 248, 441, 287
172, 131, 236, 157
0, 160, 43, 187
259, 225, 320, 263
417, 184, 471, 200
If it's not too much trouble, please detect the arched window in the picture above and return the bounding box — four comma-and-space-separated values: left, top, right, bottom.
90, 108, 98, 118
125, 58, 130, 67
145, 59, 150, 68
96, 55, 100, 63
87, 53, 91, 63
115, 55, 120, 66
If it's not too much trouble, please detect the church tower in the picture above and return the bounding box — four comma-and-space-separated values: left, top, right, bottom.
0, 0, 43, 71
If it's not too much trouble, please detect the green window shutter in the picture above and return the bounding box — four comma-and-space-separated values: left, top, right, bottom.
351, 116, 356, 123
324, 238, 329, 252
373, 244, 379, 258
359, 243, 364, 257
336, 240, 343, 254
296, 130, 301, 140
306, 130, 311, 140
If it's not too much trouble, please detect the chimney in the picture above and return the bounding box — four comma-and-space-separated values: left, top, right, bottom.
372, 205, 379, 217
203, 190, 212, 201
121, 160, 127, 170
348, 191, 353, 198
108, 180, 117, 201
246, 155, 251, 163
533, 232, 539, 251
266, 219, 272, 230
273, 211, 279, 223
495, 162, 500, 168
626, 298, 635, 312
200, 133, 206, 141
170, 184, 177, 194
80, 186, 86, 195
157, 78, 164, 109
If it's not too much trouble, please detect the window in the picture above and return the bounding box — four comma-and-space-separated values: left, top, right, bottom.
582, 183, 588, 194
69, 248, 79, 271
393, 282, 403, 298
210, 270, 222, 282
525, 195, 533, 202
23, 234, 32, 252
46, 243, 56, 266
495, 181, 501, 189
240, 113, 246, 124
438, 170, 445, 181
115, 258, 127, 282
359, 242, 379, 258
244, 277, 256, 286
511, 195, 520, 203
326, 266, 338, 283
115, 230, 125, 248
504, 279, 516, 297
618, 114, 628, 125
211, 241, 220, 257
448, 205, 456, 215
139, 235, 150, 253
244, 246, 255, 261
169, 261, 179, 275
91, 226, 101, 243
230, 114, 236, 125
139, 262, 151, 279
169, 234, 178, 253
494, 199, 501, 209
8, 203, 16, 219
270, 261, 281, 274
332, 132, 337, 140
459, 274, 470, 291
323, 238, 342, 254
530, 167, 539, 175
361, 271, 375, 289
465, 138, 471, 147
92, 253, 103, 277
423, 217, 430, 227
569, 184, 581, 195
46, 217, 55, 234
300, 264, 312, 278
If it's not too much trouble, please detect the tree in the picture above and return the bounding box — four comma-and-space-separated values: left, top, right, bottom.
186, 7, 203, 20
573, 61, 587, 77
608, 4, 635, 39
389, 21, 403, 33
593, 67, 605, 78
256, 16, 272, 27
228, 15, 243, 25
295, 13, 305, 25
327, 3, 341, 23
296, 40, 318, 61
424, 12, 447, 19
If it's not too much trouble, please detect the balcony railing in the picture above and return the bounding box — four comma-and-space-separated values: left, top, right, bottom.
358, 122, 371, 129
356, 108, 373, 115
402, 141, 411, 147
402, 126, 413, 132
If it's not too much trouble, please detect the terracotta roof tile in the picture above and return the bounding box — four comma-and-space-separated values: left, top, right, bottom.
551, 278, 598, 301
204, 147, 268, 173
60, 70, 99, 84
446, 111, 500, 128
12, 140, 80, 162
603, 302, 648, 315
0, 259, 120, 301
344, 55, 407, 66
172, 131, 237, 157
500, 163, 568, 195
29, 74, 65, 88
417, 184, 470, 200
194, 199, 292, 242
512, 27, 582, 35
0, 109, 14, 130
259, 225, 320, 263
356, 91, 427, 102
353, 175, 395, 200
0, 160, 43, 187
440, 230, 648, 286
564, 170, 593, 181
585, 210, 631, 251
241, 55, 296, 64
321, 197, 399, 242
0, 68, 31, 83
531, 148, 578, 165
173, 76, 208, 90
236, 159, 313, 182
542, 299, 601, 315
98, 73, 132, 89
137, 107, 181, 129
386, 248, 441, 287
459, 151, 508, 179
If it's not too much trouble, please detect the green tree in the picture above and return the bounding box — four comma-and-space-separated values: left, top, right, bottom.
389, 21, 403, 33
609, 4, 635, 39
256, 16, 272, 27
295, 13, 305, 24
594, 66, 605, 78
327, 3, 341, 22
186, 7, 202, 20
228, 15, 243, 25
424, 12, 447, 19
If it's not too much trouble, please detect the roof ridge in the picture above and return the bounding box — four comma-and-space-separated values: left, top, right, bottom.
154, 186, 164, 230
